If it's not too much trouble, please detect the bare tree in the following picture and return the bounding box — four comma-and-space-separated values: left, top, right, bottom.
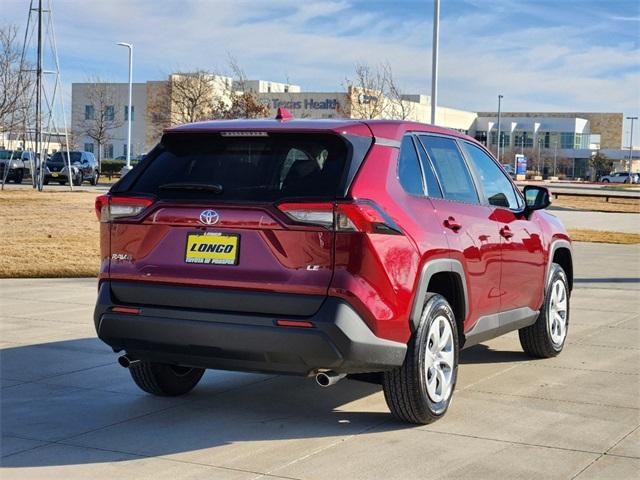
147, 60, 269, 143
171, 70, 228, 123
215, 57, 270, 120
340, 63, 388, 119
145, 80, 171, 145
383, 63, 414, 120
147, 70, 230, 142
77, 78, 123, 165
0, 24, 34, 135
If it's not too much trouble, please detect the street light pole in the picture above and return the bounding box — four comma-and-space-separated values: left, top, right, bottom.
537, 137, 542, 176
430, 0, 440, 125
553, 139, 558, 177
627, 116, 637, 174
496, 94, 503, 163
117, 42, 133, 174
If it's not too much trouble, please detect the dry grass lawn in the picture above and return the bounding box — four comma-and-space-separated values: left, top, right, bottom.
0, 189, 100, 278
553, 195, 640, 213
567, 229, 640, 245
0, 189, 638, 278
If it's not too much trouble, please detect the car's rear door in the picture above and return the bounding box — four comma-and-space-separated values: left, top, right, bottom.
416, 134, 502, 330
459, 140, 546, 313
102, 130, 369, 316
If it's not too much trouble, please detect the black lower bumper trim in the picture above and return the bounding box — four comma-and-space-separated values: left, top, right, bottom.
94, 282, 406, 375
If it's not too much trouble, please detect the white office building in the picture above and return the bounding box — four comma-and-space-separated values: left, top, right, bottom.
70, 75, 628, 179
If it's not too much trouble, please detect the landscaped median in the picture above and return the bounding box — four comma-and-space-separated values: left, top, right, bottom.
0, 189, 639, 278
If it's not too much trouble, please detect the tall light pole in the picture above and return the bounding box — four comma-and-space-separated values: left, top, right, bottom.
496, 94, 503, 163
553, 139, 558, 177
430, 0, 440, 125
537, 137, 542, 176
627, 116, 637, 174
117, 42, 133, 174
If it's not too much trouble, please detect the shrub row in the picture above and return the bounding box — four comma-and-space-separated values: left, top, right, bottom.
100, 160, 139, 178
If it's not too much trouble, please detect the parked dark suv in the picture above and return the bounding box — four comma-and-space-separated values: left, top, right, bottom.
45, 151, 100, 185
94, 113, 573, 424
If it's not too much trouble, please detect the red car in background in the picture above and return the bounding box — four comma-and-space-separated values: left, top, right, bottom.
94, 113, 572, 424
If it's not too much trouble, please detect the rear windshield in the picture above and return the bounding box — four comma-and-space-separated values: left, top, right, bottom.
50, 152, 81, 163
126, 132, 350, 202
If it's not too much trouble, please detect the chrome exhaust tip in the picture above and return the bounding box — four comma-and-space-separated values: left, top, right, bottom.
117, 355, 139, 368
315, 371, 346, 387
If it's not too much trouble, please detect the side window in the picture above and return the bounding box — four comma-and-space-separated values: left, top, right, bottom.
397, 136, 424, 196
415, 140, 443, 198
418, 135, 478, 204
461, 142, 521, 210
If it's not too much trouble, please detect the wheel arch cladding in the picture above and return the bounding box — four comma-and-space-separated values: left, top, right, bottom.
549, 241, 573, 291
410, 258, 468, 346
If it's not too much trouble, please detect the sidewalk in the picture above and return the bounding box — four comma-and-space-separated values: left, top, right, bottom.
549, 208, 639, 234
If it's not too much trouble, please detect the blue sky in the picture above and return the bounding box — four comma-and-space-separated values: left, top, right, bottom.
4, 0, 640, 145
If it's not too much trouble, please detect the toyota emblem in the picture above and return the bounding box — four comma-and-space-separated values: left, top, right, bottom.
199, 210, 219, 225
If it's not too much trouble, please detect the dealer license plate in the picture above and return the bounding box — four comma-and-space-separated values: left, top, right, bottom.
185, 233, 239, 265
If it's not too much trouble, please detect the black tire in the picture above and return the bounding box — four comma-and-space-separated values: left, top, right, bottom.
13, 170, 24, 184
43, 178, 49, 185
58, 180, 66, 185
89, 170, 99, 186
602, 179, 609, 183
129, 360, 205, 396
72, 171, 83, 186
519, 263, 570, 358
382, 293, 459, 424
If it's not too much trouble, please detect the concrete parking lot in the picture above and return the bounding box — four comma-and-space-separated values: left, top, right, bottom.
1, 242, 639, 479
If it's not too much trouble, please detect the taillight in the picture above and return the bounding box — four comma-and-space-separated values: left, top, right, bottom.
94, 195, 153, 222
335, 202, 401, 234
95, 195, 108, 220
277, 200, 401, 234
277, 202, 334, 228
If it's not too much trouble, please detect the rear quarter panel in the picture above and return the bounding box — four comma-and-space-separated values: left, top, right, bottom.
330, 144, 448, 343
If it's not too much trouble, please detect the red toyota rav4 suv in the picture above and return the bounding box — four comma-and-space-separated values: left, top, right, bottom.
94, 115, 572, 424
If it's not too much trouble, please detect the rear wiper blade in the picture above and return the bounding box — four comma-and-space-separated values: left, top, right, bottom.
159, 182, 223, 193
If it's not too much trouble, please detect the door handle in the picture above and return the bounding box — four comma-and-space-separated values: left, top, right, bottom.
443, 217, 462, 232
500, 226, 514, 239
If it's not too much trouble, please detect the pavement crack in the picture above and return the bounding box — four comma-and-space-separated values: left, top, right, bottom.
415, 428, 603, 456
466, 389, 640, 410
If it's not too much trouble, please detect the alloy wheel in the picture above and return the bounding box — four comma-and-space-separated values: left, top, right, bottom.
548, 279, 568, 346
424, 315, 454, 403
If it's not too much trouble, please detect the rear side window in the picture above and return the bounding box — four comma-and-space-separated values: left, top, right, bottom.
397, 136, 424, 195
127, 133, 349, 202
414, 140, 443, 198
418, 135, 478, 204
461, 142, 522, 210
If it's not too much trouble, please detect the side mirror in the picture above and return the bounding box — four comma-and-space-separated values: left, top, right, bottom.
523, 185, 551, 212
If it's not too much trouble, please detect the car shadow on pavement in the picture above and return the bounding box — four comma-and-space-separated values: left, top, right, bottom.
1, 338, 410, 468
460, 344, 530, 364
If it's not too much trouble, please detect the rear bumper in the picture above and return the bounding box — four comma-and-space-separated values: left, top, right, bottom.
94, 281, 406, 375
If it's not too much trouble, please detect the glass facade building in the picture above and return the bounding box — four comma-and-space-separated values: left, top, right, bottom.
476, 131, 591, 150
